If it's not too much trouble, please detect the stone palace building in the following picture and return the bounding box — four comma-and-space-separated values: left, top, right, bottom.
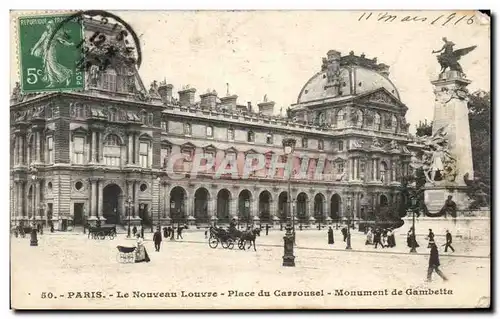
10, 23, 416, 230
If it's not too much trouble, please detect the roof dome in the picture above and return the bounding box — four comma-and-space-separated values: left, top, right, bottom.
296, 51, 400, 104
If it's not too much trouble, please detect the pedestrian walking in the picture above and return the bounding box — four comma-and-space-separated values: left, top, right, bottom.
444, 230, 455, 252
381, 229, 388, 247
204, 228, 208, 239
388, 228, 396, 247
341, 226, 347, 242
177, 225, 183, 239
365, 227, 374, 245
327, 226, 334, 245
427, 241, 448, 282
163, 227, 168, 238
265, 224, 270, 236
140, 226, 144, 239
374, 228, 384, 249
49, 223, 54, 233
153, 227, 162, 252
427, 229, 435, 248
132, 226, 137, 237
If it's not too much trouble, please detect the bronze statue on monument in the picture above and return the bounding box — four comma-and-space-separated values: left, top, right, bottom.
432, 37, 477, 76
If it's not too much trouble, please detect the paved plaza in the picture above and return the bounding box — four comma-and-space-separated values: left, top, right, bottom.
11, 227, 490, 309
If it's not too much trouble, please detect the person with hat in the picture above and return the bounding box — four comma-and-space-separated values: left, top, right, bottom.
427, 241, 448, 281
427, 229, 435, 248
444, 230, 455, 253
153, 226, 162, 252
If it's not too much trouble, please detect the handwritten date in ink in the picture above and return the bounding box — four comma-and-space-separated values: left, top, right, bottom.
358, 12, 475, 26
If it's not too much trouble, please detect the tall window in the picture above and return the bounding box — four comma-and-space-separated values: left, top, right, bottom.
336, 161, 344, 174
302, 138, 308, 148
338, 141, 344, 151
184, 123, 192, 135
374, 112, 381, 130
206, 126, 213, 137
148, 113, 154, 126
336, 108, 346, 128
47, 137, 54, 164
391, 115, 398, 130
380, 161, 388, 182
102, 69, 117, 91
266, 133, 273, 144
161, 121, 168, 132
108, 108, 117, 122
226, 152, 236, 169
139, 111, 147, 125
318, 139, 324, 150
73, 137, 84, 164
227, 127, 235, 140
103, 134, 121, 167
247, 131, 254, 143
139, 142, 149, 168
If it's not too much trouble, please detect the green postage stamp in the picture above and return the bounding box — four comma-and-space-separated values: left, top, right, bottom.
18, 14, 84, 93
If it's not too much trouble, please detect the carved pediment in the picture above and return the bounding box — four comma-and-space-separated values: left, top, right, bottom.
245, 148, 258, 155
181, 142, 196, 150
356, 88, 406, 108
71, 127, 89, 141
203, 144, 217, 152
225, 147, 238, 154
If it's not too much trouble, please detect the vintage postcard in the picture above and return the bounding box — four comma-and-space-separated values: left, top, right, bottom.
9, 10, 491, 310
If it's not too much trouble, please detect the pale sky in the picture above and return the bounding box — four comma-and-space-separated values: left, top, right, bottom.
10, 11, 490, 133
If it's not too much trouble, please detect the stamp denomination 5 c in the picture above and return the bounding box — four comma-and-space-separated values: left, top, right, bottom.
18, 14, 84, 93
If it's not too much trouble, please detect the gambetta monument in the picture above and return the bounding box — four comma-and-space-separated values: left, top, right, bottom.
419, 38, 477, 211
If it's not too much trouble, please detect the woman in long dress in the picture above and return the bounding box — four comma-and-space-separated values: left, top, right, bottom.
30, 20, 74, 88
135, 234, 150, 263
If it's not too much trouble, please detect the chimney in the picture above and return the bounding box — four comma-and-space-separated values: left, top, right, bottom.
178, 87, 196, 106
220, 94, 238, 111
258, 100, 275, 116
200, 90, 218, 109
157, 83, 174, 105
247, 102, 252, 112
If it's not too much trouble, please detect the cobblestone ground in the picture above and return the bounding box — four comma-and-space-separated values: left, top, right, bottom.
11, 229, 490, 310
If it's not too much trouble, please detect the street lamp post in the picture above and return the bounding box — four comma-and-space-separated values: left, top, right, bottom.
410, 197, 418, 253
282, 137, 296, 267
346, 196, 352, 250
245, 199, 250, 229
126, 196, 133, 238
30, 167, 38, 246
157, 176, 161, 231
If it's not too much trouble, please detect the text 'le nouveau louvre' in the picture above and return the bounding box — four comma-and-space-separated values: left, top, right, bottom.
65, 288, 454, 299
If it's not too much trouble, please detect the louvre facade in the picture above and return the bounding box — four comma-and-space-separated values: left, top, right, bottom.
10, 24, 416, 230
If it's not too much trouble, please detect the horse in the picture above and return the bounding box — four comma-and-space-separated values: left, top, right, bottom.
239, 228, 261, 251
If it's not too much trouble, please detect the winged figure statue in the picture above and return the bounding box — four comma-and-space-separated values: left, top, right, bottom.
432, 37, 476, 75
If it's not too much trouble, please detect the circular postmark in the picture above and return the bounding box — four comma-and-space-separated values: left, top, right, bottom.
47, 10, 142, 75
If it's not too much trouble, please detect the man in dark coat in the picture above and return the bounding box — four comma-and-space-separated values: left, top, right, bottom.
265, 224, 270, 236
341, 226, 348, 242
132, 226, 137, 237
427, 229, 435, 248
374, 228, 383, 249
427, 241, 448, 281
153, 227, 162, 252
176, 225, 183, 239
163, 227, 168, 238
444, 230, 455, 252
328, 226, 334, 245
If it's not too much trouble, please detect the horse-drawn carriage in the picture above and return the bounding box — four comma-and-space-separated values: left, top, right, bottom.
208, 226, 261, 251
88, 225, 116, 240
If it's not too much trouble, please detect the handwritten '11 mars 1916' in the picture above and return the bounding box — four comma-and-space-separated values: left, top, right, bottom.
358, 12, 475, 26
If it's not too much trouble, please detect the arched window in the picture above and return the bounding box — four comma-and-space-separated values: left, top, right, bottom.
266, 133, 273, 144
184, 123, 191, 135
104, 134, 121, 166
102, 69, 117, 91
374, 112, 381, 130
247, 130, 255, 143
206, 125, 214, 137
336, 108, 346, 128
356, 109, 363, 127
391, 115, 398, 131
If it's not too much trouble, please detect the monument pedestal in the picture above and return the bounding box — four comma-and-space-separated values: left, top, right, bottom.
424, 184, 470, 212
